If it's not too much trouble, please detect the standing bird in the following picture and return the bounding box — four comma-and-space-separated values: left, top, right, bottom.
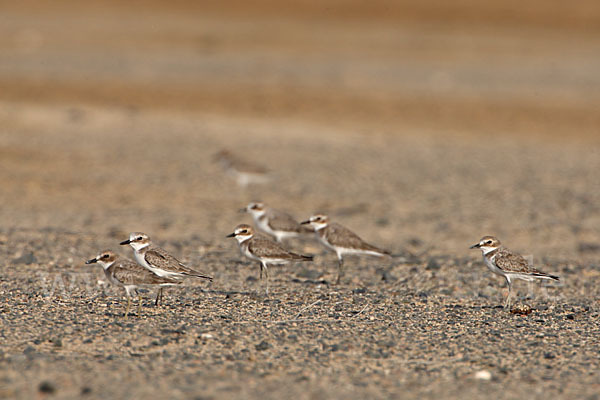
226, 224, 313, 295
85, 250, 179, 317
120, 232, 213, 305
301, 214, 390, 284
470, 235, 560, 308
241, 202, 312, 243
213, 149, 269, 187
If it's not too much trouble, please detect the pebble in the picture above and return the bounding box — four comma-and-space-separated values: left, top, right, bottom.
38, 381, 56, 394
474, 370, 492, 381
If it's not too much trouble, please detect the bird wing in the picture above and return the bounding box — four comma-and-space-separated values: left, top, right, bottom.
249, 237, 309, 260
229, 155, 268, 173
267, 209, 302, 232
145, 247, 212, 280
494, 249, 538, 274
326, 223, 388, 254
112, 260, 178, 285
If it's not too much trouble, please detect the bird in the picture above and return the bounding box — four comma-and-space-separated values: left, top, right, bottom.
213, 149, 269, 187
470, 235, 560, 308
241, 202, 312, 243
226, 224, 313, 295
85, 250, 179, 317
301, 214, 390, 284
120, 232, 213, 305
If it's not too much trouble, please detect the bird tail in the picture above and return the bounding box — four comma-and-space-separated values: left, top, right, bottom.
296, 254, 313, 262
533, 272, 560, 281
187, 270, 214, 281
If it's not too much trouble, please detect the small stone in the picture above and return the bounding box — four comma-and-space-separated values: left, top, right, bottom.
510, 304, 532, 315
295, 269, 323, 280
255, 341, 270, 351
200, 333, 213, 340
38, 381, 55, 394
12, 252, 37, 265
474, 370, 492, 381
426, 259, 440, 271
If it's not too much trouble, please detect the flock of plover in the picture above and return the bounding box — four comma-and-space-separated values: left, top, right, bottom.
85, 150, 561, 317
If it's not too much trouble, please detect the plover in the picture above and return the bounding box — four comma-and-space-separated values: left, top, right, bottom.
301, 214, 390, 284
120, 232, 213, 304
85, 250, 179, 317
213, 149, 269, 187
470, 235, 560, 308
226, 224, 313, 295
241, 202, 312, 243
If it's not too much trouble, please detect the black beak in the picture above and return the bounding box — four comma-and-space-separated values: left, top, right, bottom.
300, 220, 310, 225
85, 258, 97, 264
470, 243, 481, 249
120, 239, 131, 245
226, 232, 236, 238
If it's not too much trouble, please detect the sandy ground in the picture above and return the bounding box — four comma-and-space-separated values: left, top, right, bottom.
1, 2, 600, 399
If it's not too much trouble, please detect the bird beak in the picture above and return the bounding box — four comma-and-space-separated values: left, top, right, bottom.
226, 232, 236, 238
239, 207, 247, 213
470, 243, 481, 249
85, 258, 97, 264
120, 239, 131, 245
300, 220, 310, 225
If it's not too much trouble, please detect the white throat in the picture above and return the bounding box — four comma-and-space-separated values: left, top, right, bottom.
236, 234, 253, 244
97, 260, 115, 270
312, 222, 328, 231
481, 246, 499, 255
251, 210, 266, 219
130, 241, 150, 252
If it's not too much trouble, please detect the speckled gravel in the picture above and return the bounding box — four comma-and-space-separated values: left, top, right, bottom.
1, 116, 599, 398
1, 6, 600, 396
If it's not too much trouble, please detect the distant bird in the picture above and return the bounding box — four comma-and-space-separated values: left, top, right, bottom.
85, 250, 179, 317
227, 224, 313, 295
120, 232, 213, 305
470, 235, 560, 308
301, 214, 390, 284
241, 202, 312, 243
213, 149, 269, 187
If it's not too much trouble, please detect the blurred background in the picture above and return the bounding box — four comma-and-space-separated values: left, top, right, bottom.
1, 0, 599, 257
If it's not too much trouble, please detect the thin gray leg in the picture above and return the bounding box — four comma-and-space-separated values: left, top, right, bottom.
264, 263, 269, 296
504, 277, 513, 309
336, 257, 344, 284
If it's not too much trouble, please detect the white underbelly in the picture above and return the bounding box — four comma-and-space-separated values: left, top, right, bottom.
135, 251, 182, 278
484, 256, 506, 277
242, 246, 262, 263
255, 217, 275, 236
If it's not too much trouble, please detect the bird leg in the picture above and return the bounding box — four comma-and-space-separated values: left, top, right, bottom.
259, 263, 263, 280
336, 257, 344, 284
124, 296, 131, 318
504, 278, 513, 309
137, 295, 142, 317
263, 263, 269, 296
155, 288, 163, 306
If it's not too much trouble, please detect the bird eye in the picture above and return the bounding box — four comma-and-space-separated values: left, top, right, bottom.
137, 237, 143, 241
486, 240, 492, 244
103, 254, 109, 258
